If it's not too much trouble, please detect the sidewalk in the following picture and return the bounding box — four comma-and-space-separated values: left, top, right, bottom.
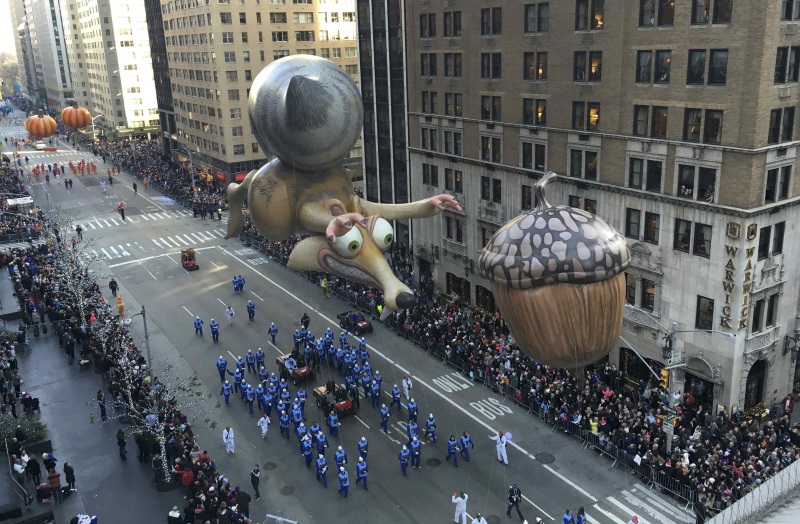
16, 322, 185, 522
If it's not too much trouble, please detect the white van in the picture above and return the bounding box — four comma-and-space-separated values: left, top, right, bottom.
35, 141, 46, 150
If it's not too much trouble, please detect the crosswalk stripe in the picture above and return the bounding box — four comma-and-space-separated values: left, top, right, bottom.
109, 246, 120, 256
622, 490, 689, 524
92, 250, 99, 258
152, 238, 164, 248
110, 218, 120, 226
204, 231, 218, 240
95, 221, 104, 229
142, 215, 150, 221
88, 222, 96, 229
119, 245, 130, 256
213, 230, 226, 237
590, 505, 626, 524
631, 486, 692, 522
607, 497, 651, 524
165, 237, 181, 248
100, 248, 113, 260
103, 220, 112, 227
190, 233, 205, 243
174, 235, 190, 246
196, 232, 210, 240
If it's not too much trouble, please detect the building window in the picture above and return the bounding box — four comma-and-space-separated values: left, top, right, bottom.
683, 108, 702, 142
421, 127, 438, 151
628, 158, 663, 193
764, 165, 792, 203
445, 169, 464, 193
625, 208, 641, 239
691, 0, 710, 23
233, 144, 245, 155
481, 7, 502, 35
522, 142, 546, 171
421, 53, 437, 76
644, 212, 660, 244
576, 0, 604, 30
633, 106, 649, 136
481, 136, 502, 162
677, 164, 717, 202
445, 92, 463, 116
295, 31, 315, 41
652, 107, 668, 138
674, 220, 712, 256
444, 11, 462, 37
422, 164, 439, 187
687, 50, 706, 84
523, 98, 547, 126
704, 109, 724, 144
492, 179, 502, 204
524, 52, 549, 80
640, 0, 656, 26
481, 176, 491, 200
272, 31, 288, 42
714, 0, 733, 23
695, 296, 714, 330
522, 184, 533, 210
524, 3, 550, 32
294, 12, 313, 23
444, 131, 462, 155
708, 49, 728, 85
270, 12, 287, 23
758, 226, 771, 260
222, 31, 234, 43
789, 46, 800, 82
775, 47, 789, 84
420, 13, 436, 38
444, 53, 463, 77
574, 51, 602, 82
220, 12, 232, 24
224, 51, 236, 63
768, 107, 795, 144
421, 91, 438, 113
655, 51, 672, 84
481, 96, 501, 121
766, 294, 779, 328
227, 89, 240, 100
752, 299, 765, 333
636, 51, 652, 83
572, 102, 600, 131
640, 0, 674, 26
625, 273, 636, 305
641, 279, 655, 312
773, 221, 785, 254
569, 149, 598, 180
481, 53, 502, 79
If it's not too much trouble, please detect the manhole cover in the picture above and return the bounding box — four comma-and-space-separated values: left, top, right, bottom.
264, 462, 278, 471
486, 516, 501, 524
536, 452, 555, 464
425, 458, 441, 467
280, 485, 295, 495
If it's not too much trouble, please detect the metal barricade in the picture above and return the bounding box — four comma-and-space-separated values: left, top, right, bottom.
649, 470, 697, 509
582, 432, 620, 468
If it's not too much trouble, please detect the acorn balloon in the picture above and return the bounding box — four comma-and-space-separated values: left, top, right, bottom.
61, 101, 92, 129
25, 110, 57, 139
477, 172, 631, 369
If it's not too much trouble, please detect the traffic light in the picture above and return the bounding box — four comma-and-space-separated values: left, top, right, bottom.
659, 369, 670, 390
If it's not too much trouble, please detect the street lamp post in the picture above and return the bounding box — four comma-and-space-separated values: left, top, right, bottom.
179, 147, 197, 195
130, 305, 154, 379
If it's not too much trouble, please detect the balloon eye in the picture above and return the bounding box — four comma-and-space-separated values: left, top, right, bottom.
331, 227, 363, 258
371, 218, 394, 251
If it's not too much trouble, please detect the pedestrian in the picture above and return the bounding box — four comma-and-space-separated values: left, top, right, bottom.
225, 305, 235, 326
247, 300, 255, 321
575, 507, 587, 524
446, 435, 460, 467
337, 466, 349, 498
399, 445, 410, 476
47, 468, 62, 503
118, 201, 125, 220
321, 276, 329, 298
101, 180, 106, 193
210, 319, 220, 343
562, 509, 575, 524
223, 426, 235, 454
257, 413, 270, 439
268, 322, 278, 344
63, 462, 76, 491
250, 465, 261, 501
402, 375, 413, 401
97, 390, 107, 421
489, 431, 509, 465
108, 278, 118, 297
626, 516, 638, 524
133, 182, 138, 194
452, 491, 468, 524
316, 454, 329, 487
355, 457, 368, 490
194, 316, 203, 336
168, 506, 182, 524
507, 484, 524, 521
234, 486, 252, 518
25, 454, 41, 485
459, 431, 475, 462
472, 513, 488, 524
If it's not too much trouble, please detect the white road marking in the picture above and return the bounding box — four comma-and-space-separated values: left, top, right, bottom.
152, 238, 164, 248
211, 261, 221, 268
267, 342, 285, 356
103, 220, 112, 227
182, 306, 193, 316
191, 233, 205, 243
119, 246, 130, 256
106, 247, 217, 267
354, 416, 370, 429
142, 215, 150, 221
221, 247, 596, 507
100, 248, 113, 260
608, 497, 651, 524
174, 236, 190, 246
95, 220, 104, 228
217, 298, 226, 306
109, 246, 120, 257
180, 234, 196, 245
250, 291, 264, 301
110, 218, 120, 225
591, 505, 627, 524
521, 494, 555, 521
138, 260, 158, 280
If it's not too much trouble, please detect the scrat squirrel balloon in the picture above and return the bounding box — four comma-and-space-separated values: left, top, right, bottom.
226, 55, 461, 312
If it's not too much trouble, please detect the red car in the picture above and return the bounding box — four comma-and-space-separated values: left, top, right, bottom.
314, 385, 355, 417
276, 354, 315, 386
337, 311, 373, 336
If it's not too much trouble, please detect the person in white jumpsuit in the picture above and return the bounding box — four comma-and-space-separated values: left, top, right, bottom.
223, 426, 235, 453
489, 431, 509, 464
402, 375, 413, 401
225, 305, 235, 325
257, 413, 270, 439
452, 491, 468, 524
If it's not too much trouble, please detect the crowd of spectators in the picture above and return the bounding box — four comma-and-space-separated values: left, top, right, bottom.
2, 236, 254, 522
238, 223, 800, 519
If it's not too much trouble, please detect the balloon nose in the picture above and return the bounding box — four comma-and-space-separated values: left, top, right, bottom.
395, 292, 417, 310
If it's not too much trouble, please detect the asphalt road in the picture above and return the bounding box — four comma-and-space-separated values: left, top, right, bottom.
15, 129, 696, 524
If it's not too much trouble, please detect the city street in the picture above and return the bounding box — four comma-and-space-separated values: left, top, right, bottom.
12, 127, 697, 524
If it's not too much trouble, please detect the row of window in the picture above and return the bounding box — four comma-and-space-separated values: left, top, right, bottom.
217, 10, 355, 24
167, 49, 358, 68
638, 0, 733, 28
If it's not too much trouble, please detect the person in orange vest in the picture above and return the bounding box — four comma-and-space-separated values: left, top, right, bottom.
116, 295, 125, 317
118, 201, 126, 221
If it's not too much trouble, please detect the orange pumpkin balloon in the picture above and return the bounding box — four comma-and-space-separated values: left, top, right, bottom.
61, 101, 92, 129
25, 110, 57, 139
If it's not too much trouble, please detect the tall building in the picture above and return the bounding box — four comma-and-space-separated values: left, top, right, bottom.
15, 0, 39, 98
156, 0, 361, 183
69, 0, 159, 138
61, 0, 89, 109
356, 0, 411, 244
405, 0, 800, 412
25, 0, 74, 108
7, 0, 29, 94
143, 0, 177, 155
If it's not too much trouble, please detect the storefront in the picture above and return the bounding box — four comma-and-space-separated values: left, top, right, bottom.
745, 360, 768, 410
446, 272, 471, 303
684, 371, 715, 408
475, 285, 496, 313
619, 346, 664, 387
